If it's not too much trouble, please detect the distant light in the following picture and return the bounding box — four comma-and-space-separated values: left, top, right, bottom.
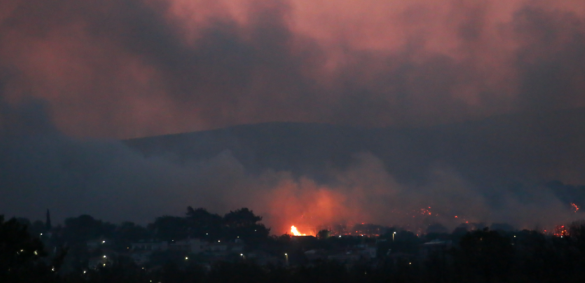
51, 267, 55, 271
240, 253, 243, 256
103, 255, 107, 258
514, 235, 516, 238
218, 240, 220, 243
34, 251, 38, 255
103, 263, 106, 267
339, 235, 342, 238
206, 233, 208, 235
40, 233, 43, 236
393, 232, 396, 234
185, 257, 188, 260
237, 236, 239, 238
284, 253, 287, 256
409, 262, 411, 265
83, 270, 86, 274
102, 240, 105, 244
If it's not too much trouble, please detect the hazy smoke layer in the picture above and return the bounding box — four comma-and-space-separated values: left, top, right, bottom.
1, 101, 582, 233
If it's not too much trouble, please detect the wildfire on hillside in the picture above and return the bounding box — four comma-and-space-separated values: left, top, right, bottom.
290, 225, 308, 236
420, 207, 432, 216
553, 225, 568, 237
571, 203, 579, 213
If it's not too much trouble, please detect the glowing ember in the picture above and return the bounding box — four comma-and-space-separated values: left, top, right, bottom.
291, 225, 307, 236
554, 225, 568, 237
420, 208, 432, 215
571, 203, 579, 213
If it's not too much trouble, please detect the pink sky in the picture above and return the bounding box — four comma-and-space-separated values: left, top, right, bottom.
0, 0, 584, 138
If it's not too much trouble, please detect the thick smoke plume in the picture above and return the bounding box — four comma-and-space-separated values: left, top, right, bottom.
0, 0, 584, 137
1, 0, 585, 233
1, 101, 581, 233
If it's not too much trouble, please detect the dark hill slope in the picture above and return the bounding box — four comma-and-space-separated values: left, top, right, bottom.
125, 108, 585, 187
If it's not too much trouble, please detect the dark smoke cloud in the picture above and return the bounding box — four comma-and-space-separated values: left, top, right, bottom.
0, 0, 584, 137
1, 0, 585, 233
513, 5, 585, 111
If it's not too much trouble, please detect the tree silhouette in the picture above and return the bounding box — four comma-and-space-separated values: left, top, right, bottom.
0, 215, 61, 282
454, 228, 513, 282
185, 207, 223, 240
149, 216, 189, 241
63, 214, 115, 244
223, 208, 269, 243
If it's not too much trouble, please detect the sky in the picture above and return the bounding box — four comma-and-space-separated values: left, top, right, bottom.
1, 0, 585, 233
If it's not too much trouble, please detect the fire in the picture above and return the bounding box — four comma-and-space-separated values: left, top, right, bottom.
419, 207, 432, 215
554, 225, 568, 237
571, 203, 579, 213
291, 225, 307, 236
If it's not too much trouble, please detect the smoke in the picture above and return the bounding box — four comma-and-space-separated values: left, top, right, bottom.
1, 0, 585, 232
0, 99, 249, 223
1, 99, 580, 232
0, 0, 583, 137
250, 153, 577, 234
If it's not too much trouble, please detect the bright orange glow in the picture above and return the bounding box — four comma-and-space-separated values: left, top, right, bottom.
554, 225, 569, 237
291, 225, 307, 236
571, 203, 579, 213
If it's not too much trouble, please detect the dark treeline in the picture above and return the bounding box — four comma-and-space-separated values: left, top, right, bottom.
3, 208, 585, 282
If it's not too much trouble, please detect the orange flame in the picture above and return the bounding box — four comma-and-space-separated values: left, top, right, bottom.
291, 225, 307, 236
554, 225, 568, 237
571, 203, 579, 213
